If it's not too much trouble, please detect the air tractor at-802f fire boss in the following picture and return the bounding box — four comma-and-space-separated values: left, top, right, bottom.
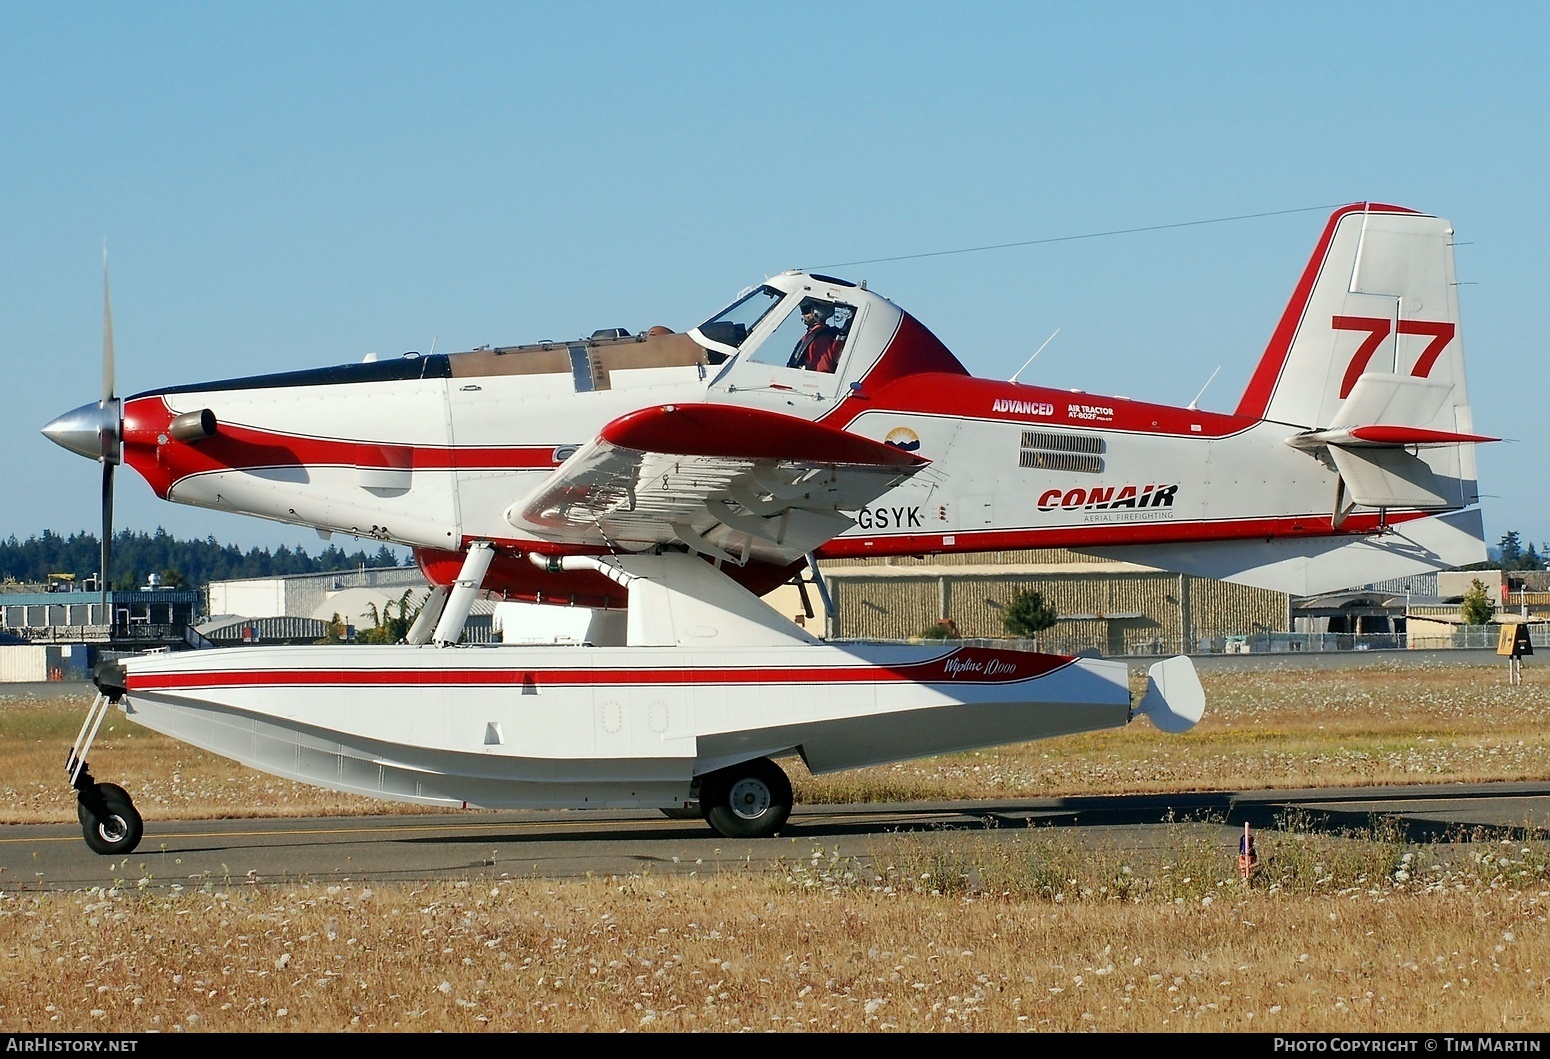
44, 204, 1491, 853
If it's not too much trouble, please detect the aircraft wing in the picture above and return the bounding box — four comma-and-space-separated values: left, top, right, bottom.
504, 403, 928, 565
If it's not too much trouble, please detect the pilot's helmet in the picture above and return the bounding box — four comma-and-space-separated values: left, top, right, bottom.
799, 298, 830, 319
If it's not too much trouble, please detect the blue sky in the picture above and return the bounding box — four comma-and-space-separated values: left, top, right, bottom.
2, 3, 1545, 555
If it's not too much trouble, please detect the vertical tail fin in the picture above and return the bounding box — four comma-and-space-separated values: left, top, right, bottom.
1084, 204, 1490, 593
1236, 204, 1472, 435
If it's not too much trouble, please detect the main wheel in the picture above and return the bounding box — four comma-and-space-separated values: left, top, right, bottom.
78, 783, 143, 855
702, 758, 792, 839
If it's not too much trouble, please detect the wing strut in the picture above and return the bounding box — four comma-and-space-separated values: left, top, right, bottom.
805, 552, 836, 627
1331, 476, 1354, 530
431, 541, 495, 646
406, 586, 451, 645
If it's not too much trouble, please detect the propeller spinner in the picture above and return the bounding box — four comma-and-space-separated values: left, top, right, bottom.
40, 249, 120, 600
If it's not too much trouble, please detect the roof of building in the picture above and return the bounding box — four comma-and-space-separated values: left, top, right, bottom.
198, 615, 332, 642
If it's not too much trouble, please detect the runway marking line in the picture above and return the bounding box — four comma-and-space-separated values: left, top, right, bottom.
0, 807, 969, 848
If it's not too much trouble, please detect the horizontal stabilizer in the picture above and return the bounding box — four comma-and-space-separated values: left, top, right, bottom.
1288, 375, 1498, 449
1281, 371, 1490, 513
1327, 445, 1450, 509
1331, 373, 1452, 432
1338, 425, 1499, 446
1078, 508, 1486, 596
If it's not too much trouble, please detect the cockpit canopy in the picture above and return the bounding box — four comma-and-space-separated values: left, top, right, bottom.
691, 272, 877, 380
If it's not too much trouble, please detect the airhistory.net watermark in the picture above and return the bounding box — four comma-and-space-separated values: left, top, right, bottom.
3, 1040, 138, 1054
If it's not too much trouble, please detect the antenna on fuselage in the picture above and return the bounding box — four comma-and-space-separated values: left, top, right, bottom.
1186, 366, 1222, 411
1009, 328, 1060, 383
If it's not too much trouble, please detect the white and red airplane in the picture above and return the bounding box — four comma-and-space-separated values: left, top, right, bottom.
45, 203, 1490, 854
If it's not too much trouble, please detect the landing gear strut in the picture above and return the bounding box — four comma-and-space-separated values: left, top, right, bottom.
67, 668, 143, 856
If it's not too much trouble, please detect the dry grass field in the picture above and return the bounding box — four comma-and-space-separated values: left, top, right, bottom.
1, 659, 1548, 1032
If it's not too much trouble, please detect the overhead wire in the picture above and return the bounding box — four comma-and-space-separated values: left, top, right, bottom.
805, 202, 1347, 271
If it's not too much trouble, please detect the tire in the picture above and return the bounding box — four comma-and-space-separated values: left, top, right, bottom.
703, 758, 792, 839
76, 782, 134, 828
78, 783, 143, 856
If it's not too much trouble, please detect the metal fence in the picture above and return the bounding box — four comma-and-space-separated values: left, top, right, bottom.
8, 623, 191, 646
1246, 625, 1548, 655
835, 622, 1546, 658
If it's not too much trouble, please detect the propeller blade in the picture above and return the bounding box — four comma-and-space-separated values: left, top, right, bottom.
100, 244, 116, 609
101, 462, 114, 604
102, 244, 115, 406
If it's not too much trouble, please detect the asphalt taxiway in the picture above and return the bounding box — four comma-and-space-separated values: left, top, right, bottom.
4, 781, 1547, 892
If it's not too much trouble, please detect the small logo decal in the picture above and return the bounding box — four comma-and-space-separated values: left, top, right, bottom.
1038, 483, 1178, 512
884, 427, 920, 451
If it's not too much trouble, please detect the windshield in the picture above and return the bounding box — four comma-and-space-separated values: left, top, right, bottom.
748, 300, 855, 372
695, 285, 785, 349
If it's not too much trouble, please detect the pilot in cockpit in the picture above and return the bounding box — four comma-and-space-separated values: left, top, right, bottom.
787, 299, 844, 374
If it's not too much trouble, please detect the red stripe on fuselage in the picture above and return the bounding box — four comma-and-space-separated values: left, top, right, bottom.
813, 509, 1432, 559
122, 395, 561, 498
422, 511, 1430, 593
125, 649, 1076, 693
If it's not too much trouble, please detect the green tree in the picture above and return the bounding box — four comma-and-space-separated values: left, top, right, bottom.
1003, 586, 1059, 648
1487, 530, 1550, 571
1498, 531, 1523, 568
358, 591, 422, 644
1524, 541, 1547, 570
1460, 578, 1495, 625
0, 528, 410, 588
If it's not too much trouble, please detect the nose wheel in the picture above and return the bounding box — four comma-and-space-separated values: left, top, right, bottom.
75, 778, 143, 856
67, 685, 143, 856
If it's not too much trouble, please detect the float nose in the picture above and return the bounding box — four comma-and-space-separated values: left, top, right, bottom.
42, 400, 120, 463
